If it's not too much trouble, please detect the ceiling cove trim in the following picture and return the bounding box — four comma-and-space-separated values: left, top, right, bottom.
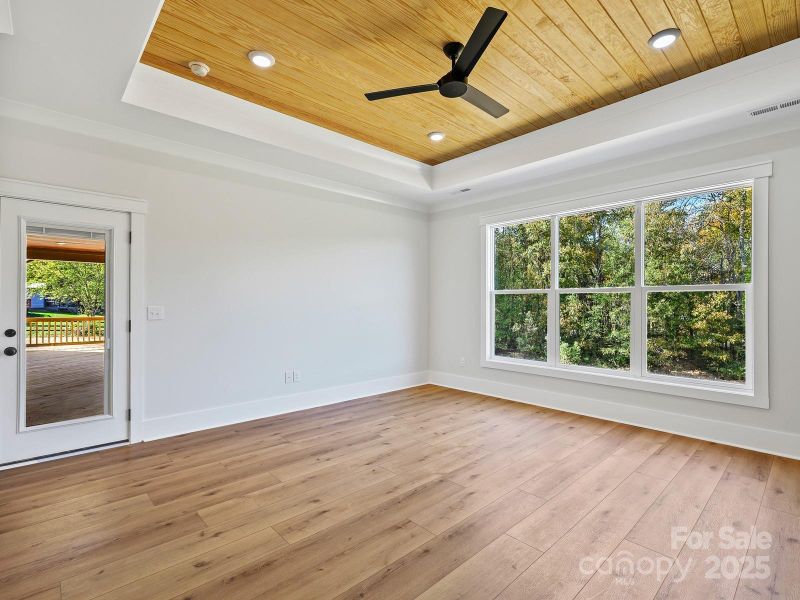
122, 35, 800, 207
0, 98, 427, 212
431, 114, 800, 213
123, 64, 432, 191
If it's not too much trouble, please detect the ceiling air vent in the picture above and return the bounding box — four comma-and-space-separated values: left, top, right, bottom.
749, 104, 779, 117
749, 98, 800, 117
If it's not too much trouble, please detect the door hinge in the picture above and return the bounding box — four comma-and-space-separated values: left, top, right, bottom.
126, 409, 131, 421
128, 231, 132, 244
128, 320, 131, 332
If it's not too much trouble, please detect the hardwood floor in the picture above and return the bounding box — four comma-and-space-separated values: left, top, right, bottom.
0, 384, 797, 600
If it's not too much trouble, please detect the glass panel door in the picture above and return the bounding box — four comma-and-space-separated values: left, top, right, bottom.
24, 225, 110, 427
0, 197, 129, 465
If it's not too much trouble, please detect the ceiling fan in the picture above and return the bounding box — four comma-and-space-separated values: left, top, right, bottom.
365, 7, 509, 118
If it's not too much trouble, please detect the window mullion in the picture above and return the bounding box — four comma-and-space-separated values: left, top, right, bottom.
630, 202, 644, 377
549, 216, 559, 367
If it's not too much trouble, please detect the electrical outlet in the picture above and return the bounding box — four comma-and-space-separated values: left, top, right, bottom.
284, 370, 294, 384
293, 370, 302, 382
458, 357, 466, 367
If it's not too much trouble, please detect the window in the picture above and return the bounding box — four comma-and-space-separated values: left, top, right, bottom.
483, 170, 768, 407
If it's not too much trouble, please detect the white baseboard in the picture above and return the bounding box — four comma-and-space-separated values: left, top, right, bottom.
429, 371, 800, 460
139, 371, 429, 442
138, 368, 798, 460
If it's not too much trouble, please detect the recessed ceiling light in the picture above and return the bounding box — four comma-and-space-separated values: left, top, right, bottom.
648, 28, 681, 49
248, 50, 276, 68
427, 131, 445, 142
188, 61, 210, 77
55, 241, 67, 246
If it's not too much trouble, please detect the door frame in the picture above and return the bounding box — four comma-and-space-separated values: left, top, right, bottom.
0, 177, 147, 444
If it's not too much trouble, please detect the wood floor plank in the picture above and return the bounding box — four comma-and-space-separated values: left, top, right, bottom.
626, 443, 732, 558
411, 434, 595, 534
444, 417, 591, 488
517, 423, 636, 498
60, 519, 280, 600
0, 486, 150, 534
93, 527, 286, 600
0, 385, 795, 600
0, 512, 206, 600
762, 456, 800, 516
0, 494, 154, 562
196, 465, 395, 528
18, 589, 62, 600
654, 469, 766, 599
0, 452, 173, 505
635, 435, 701, 481
243, 520, 433, 600
509, 430, 663, 551
573, 539, 673, 600
499, 473, 670, 600
413, 534, 541, 600
733, 505, 800, 600
336, 488, 544, 600
274, 472, 443, 543
168, 476, 462, 600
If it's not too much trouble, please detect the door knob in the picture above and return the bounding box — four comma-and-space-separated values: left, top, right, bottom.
4, 329, 15, 337
4, 347, 17, 356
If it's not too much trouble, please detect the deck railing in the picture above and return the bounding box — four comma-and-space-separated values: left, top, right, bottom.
26, 316, 105, 347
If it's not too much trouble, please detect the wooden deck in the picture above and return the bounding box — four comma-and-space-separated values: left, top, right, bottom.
25, 344, 105, 426
0, 384, 797, 599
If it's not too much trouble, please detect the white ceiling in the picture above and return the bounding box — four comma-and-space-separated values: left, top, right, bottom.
3, 0, 800, 212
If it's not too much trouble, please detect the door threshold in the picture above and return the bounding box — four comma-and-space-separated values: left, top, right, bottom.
0, 440, 129, 470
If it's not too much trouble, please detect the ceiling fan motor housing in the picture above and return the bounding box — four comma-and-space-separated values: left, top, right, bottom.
439, 42, 468, 97
438, 73, 469, 98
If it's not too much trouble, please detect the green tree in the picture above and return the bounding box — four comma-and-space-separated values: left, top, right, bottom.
26, 260, 106, 315
644, 188, 750, 381
493, 187, 751, 382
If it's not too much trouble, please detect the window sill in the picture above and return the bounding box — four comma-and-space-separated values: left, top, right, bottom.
481, 357, 768, 409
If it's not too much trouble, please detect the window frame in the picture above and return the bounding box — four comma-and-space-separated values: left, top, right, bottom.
481, 163, 770, 408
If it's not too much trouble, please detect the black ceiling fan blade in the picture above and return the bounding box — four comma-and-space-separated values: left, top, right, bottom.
365, 84, 439, 101
454, 7, 507, 77
461, 85, 509, 118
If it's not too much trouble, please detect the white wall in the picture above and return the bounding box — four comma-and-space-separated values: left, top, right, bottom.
429, 127, 800, 458
2, 114, 799, 457
0, 117, 429, 439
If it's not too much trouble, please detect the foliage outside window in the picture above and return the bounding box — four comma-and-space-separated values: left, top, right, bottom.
489, 183, 753, 389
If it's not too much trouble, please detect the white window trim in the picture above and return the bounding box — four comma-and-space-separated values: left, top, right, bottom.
480, 162, 770, 409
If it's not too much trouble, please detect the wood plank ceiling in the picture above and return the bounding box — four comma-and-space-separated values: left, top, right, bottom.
141, 0, 800, 165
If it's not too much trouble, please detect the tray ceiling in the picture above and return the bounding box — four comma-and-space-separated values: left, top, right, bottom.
142, 0, 800, 166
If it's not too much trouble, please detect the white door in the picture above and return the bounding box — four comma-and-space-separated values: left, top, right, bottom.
0, 197, 130, 465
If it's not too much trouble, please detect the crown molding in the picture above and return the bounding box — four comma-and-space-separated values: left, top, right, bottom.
0, 98, 429, 212
123, 64, 432, 191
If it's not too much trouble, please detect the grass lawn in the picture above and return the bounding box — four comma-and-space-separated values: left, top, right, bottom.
27, 310, 86, 318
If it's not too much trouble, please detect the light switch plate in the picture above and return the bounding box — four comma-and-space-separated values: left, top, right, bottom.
147, 305, 165, 320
